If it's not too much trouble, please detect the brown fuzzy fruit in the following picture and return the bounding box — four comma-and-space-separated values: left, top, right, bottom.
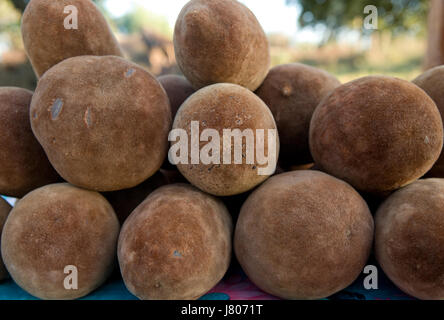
310, 76, 443, 194
234, 170, 374, 300
158, 75, 195, 119
118, 184, 232, 300
413, 66, 444, 177
375, 179, 444, 300
174, 0, 270, 91
0, 197, 12, 281
0, 87, 60, 197
256, 63, 340, 167
158, 75, 196, 170
30, 56, 171, 192
172, 83, 279, 196
103, 170, 171, 225
22, 0, 123, 78
1, 183, 119, 299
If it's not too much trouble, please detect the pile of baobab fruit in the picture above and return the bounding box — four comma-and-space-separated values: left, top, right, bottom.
1, 0, 444, 301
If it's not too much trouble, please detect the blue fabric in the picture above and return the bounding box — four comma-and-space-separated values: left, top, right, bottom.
0, 270, 414, 300
0, 196, 16, 206
0, 279, 138, 300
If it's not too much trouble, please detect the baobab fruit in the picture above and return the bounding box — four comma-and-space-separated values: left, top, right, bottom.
158, 74, 195, 119
1, 183, 119, 299
220, 191, 251, 221
22, 0, 123, 78
103, 171, 170, 224
310, 76, 443, 194
118, 184, 232, 300
413, 66, 444, 177
158, 75, 195, 169
256, 63, 340, 167
171, 83, 279, 196
30, 56, 171, 192
375, 179, 444, 300
0, 197, 12, 281
0, 87, 60, 197
174, 0, 270, 91
234, 170, 374, 300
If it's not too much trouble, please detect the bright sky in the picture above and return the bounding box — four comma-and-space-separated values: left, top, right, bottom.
105, 0, 324, 43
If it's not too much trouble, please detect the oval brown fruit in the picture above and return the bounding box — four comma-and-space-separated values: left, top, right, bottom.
22, 0, 123, 78
103, 170, 175, 225
234, 170, 374, 300
256, 63, 340, 167
0, 197, 12, 281
158, 74, 195, 120
413, 66, 444, 178
118, 184, 232, 300
0, 87, 60, 197
30, 56, 172, 192
375, 179, 444, 300
174, 0, 270, 91
1, 183, 120, 299
158, 75, 196, 170
310, 76, 443, 194
172, 83, 279, 196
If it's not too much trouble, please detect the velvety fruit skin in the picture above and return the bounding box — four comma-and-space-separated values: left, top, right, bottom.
118, 184, 232, 300
22, 0, 123, 78
158, 75, 195, 120
0, 87, 60, 197
310, 76, 443, 194
1, 183, 120, 300
174, 0, 270, 91
104, 170, 173, 225
30, 56, 172, 192
413, 66, 444, 177
158, 74, 196, 170
256, 63, 340, 167
234, 170, 374, 300
172, 83, 279, 196
375, 179, 444, 300
0, 197, 12, 281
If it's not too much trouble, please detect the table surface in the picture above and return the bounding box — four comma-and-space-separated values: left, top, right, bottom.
0, 265, 414, 300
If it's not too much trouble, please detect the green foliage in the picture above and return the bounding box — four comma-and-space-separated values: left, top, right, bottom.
114, 6, 172, 37
287, 0, 429, 39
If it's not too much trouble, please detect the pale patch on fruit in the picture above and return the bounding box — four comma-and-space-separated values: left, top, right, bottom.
51, 98, 63, 120
282, 85, 292, 97
125, 68, 136, 78
84, 107, 92, 128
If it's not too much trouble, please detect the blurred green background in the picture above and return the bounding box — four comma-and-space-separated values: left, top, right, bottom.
0, 0, 434, 90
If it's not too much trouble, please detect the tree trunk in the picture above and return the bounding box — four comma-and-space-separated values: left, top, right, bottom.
425, 0, 444, 70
